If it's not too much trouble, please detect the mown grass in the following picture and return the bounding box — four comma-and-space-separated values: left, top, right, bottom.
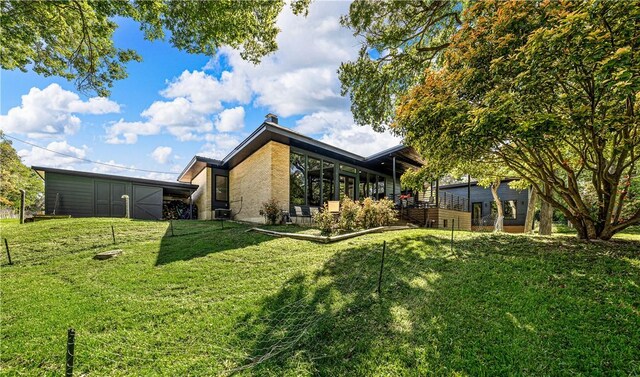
1, 218, 638, 376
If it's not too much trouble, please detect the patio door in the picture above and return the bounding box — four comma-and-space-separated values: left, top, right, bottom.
339, 175, 355, 200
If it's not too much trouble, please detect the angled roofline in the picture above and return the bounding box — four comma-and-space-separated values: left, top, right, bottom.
32, 166, 199, 190
220, 122, 368, 165
177, 155, 222, 182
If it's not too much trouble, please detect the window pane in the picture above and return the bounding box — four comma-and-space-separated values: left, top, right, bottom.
322, 160, 334, 203
504, 200, 517, 219
307, 157, 321, 206
215, 175, 228, 202
340, 164, 357, 174
368, 174, 377, 197
359, 171, 367, 199
377, 176, 385, 199
290, 152, 306, 205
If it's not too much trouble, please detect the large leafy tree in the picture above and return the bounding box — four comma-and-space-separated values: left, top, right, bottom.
394, 0, 640, 240
0, 133, 44, 211
338, 0, 463, 131
1, 0, 308, 96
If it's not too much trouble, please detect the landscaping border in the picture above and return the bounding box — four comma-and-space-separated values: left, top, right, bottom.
250, 225, 414, 243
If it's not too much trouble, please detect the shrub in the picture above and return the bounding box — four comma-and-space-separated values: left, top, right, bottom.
375, 198, 398, 226
339, 197, 360, 232
314, 204, 336, 236
260, 198, 281, 225
357, 197, 377, 229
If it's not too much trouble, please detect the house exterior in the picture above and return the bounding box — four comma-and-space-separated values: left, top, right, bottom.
177, 114, 434, 223
36, 114, 508, 230
32, 114, 441, 223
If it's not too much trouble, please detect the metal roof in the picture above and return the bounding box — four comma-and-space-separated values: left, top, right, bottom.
32, 166, 199, 191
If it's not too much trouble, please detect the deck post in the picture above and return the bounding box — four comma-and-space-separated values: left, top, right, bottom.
189, 190, 193, 220
467, 174, 471, 212
392, 156, 397, 204
435, 179, 440, 208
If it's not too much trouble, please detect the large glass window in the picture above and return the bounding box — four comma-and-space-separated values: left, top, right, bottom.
215, 175, 228, 202
359, 171, 368, 199
290, 152, 306, 205
368, 174, 377, 198
307, 157, 321, 206
491, 200, 517, 219
339, 175, 355, 200
322, 160, 335, 203
377, 176, 386, 199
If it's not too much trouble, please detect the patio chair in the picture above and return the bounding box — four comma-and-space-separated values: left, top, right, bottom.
294, 206, 312, 225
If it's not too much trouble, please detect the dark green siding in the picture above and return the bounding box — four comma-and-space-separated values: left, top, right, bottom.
45, 172, 96, 217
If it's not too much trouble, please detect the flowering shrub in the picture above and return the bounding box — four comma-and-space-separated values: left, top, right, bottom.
314, 203, 336, 236
314, 198, 399, 235
339, 197, 360, 231
375, 198, 398, 226
357, 197, 377, 229
260, 198, 281, 225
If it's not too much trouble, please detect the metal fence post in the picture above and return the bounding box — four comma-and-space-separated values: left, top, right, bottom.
111, 225, 116, 244
66, 328, 75, 377
19, 190, 25, 224
4, 238, 12, 265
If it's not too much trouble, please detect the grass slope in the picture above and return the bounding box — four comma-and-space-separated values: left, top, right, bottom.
1, 218, 639, 376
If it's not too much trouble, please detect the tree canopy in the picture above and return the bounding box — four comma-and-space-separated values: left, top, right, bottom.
393, 0, 640, 240
0, 133, 44, 211
338, 0, 462, 131
1, 0, 309, 96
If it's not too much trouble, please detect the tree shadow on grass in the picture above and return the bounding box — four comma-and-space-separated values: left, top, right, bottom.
155, 221, 274, 266
229, 232, 640, 376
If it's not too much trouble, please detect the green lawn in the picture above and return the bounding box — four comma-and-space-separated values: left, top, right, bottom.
1, 218, 639, 376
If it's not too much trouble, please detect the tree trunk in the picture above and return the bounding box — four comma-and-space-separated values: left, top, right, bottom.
490, 179, 504, 232
524, 186, 537, 233
539, 184, 553, 235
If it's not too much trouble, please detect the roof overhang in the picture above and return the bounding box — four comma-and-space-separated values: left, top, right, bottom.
185, 122, 426, 177
177, 156, 222, 183
33, 166, 199, 193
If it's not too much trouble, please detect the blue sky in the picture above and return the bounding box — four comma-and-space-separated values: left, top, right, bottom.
0, 1, 399, 181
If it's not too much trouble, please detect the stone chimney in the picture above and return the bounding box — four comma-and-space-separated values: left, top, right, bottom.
265, 113, 278, 124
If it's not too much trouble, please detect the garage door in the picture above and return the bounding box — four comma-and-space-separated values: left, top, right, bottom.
132, 185, 163, 220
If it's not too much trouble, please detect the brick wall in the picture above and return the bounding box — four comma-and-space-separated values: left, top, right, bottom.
191, 167, 212, 220
229, 141, 290, 223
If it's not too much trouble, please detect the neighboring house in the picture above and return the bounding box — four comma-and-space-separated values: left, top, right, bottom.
438, 179, 530, 233
35, 114, 457, 224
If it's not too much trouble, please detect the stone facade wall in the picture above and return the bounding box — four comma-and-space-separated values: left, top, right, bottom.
191, 167, 212, 220
229, 141, 290, 223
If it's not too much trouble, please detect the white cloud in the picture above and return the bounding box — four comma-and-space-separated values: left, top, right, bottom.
18, 140, 88, 169
150, 146, 173, 164
105, 120, 162, 144
206, 1, 358, 117
91, 160, 136, 175
200, 133, 241, 160
294, 110, 401, 157
104, 69, 251, 143
0, 84, 120, 138
216, 107, 245, 132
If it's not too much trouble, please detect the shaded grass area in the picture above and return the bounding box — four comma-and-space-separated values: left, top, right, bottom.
1, 218, 638, 376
